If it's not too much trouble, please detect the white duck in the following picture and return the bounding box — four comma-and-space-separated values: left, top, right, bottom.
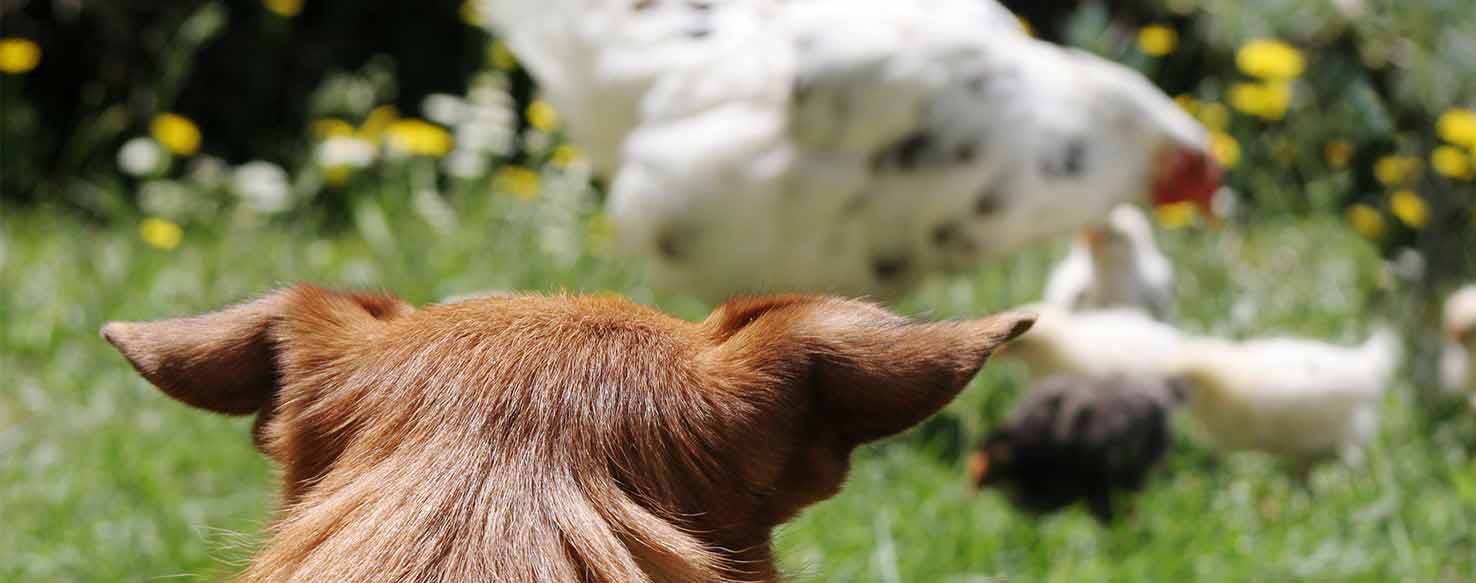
1167, 328, 1400, 462
1001, 303, 1185, 380
1043, 204, 1175, 320
480, 0, 1221, 300
1440, 285, 1476, 406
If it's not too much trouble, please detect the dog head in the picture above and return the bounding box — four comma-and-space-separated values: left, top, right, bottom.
103, 285, 1032, 581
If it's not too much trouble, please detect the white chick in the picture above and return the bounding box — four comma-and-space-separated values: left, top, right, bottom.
1043, 204, 1175, 320
1440, 285, 1476, 406
1167, 328, 1400, 463
1002, 303, 1185, 380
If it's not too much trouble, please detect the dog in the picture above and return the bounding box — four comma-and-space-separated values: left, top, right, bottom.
103, 284, 1033, 582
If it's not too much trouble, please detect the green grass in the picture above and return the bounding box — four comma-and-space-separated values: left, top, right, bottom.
3, 190, 1475, 582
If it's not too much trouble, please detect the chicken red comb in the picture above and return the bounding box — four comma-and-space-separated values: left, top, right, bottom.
1151, 146, 1222, 217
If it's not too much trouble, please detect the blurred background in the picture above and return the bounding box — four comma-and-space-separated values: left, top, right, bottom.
3, 0, 1475, 580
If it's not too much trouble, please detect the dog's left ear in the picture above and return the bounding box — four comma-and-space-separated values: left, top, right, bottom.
707, 297, 1035, 445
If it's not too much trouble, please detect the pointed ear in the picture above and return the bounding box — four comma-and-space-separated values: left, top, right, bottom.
807, 309, 1036, 444
101, 285, 411, 415
708, 296, 1033, 445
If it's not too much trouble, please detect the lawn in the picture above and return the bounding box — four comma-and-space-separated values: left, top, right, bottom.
3, 191, 1475, 582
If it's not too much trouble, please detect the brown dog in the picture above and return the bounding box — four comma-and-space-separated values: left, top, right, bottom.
102, 284, 1032, 582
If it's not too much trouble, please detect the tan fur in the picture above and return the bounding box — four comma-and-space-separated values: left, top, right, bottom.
103, 284, 1033, 582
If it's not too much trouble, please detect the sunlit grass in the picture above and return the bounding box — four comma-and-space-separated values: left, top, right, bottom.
3, 194, 1474, 581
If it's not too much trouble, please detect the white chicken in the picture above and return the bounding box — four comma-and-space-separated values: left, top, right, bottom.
1440, 285, 1476, 405
480, 0, 1221, 300
1043, 204, 1175, 320
1167, 328, 1400, 463
1001, 303, 1185, 380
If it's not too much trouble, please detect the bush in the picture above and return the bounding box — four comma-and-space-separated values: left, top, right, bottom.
2, 0, 488, 208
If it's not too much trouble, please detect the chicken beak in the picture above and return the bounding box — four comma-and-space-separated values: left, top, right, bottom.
1450, 323, 1473, 344
1082, 228, 1105, 248
966, 450, 990, 487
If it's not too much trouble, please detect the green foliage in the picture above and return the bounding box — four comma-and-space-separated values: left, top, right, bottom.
1036, 0, 1476, 280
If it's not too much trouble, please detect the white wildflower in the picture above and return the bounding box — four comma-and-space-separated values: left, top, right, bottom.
443, 148, 488, 179
232, 160, 293, 214
453, 116, 513, 155
422, 93, 468, 126
138, 180, 198, 218
118, 137, 166, 177
316, 136, 377, 169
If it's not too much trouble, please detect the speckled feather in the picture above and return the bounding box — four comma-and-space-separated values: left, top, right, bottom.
482, 0, 1208, 300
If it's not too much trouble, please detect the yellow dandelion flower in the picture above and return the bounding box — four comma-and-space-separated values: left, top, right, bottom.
1174, 95, 1199, 118
1236, 38, 1306, 81
1389, 190, 1428, 229
0, 38, 42, 74
1345, 204, 1384, 240
1154, 201, 1198, 230
311, 118, 355, 140
1208, 130, 1241, 168
262, 0, 303, 17
1432, 145, 1474, 180
384, 119, 454, 157
139, 217, 183, 250
1437, 108, 1476, 148
151, 113, 202, 156
490, 41, 518, 70
1324, 139, 1353, 169
1228, 83, 1259, 114
1374, 155, 1420, 187
460, 0, 481, 25
323, 165, 353, 187
1196, 101, 1230, 131
526, 100, 560, 132
1229, 81, 1291, 121
1176, 94, 1200, 110
551, 143, 584, 167
1137, 25, 1179, 57
495, 165, 541, 199
358, 105, 400, 142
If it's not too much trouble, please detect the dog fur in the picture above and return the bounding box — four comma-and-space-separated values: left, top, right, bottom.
103, 284, 1032, 582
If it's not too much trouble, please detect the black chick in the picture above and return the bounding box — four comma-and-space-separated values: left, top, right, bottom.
968, 374, 1181, 523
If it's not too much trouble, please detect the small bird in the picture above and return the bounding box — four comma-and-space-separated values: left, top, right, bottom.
481, 0, 1221, 300
1440, 285, 1476, 405
1001, 303, 1185, 379
1166, 328, 1400, 463
968, 374, 1179, 523
1043, 204, 1175, 320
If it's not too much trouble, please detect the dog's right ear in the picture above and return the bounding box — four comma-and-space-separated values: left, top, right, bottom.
101, 285, 411, 415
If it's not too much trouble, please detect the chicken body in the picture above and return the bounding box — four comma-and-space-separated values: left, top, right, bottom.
1044, 205, 1175, 320
1169, 329, 1399, 462
1003, 303, 1185, 379
1441, 285, 1476, 405
970, 374, 1178, 522
482, 0, 1218, 300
